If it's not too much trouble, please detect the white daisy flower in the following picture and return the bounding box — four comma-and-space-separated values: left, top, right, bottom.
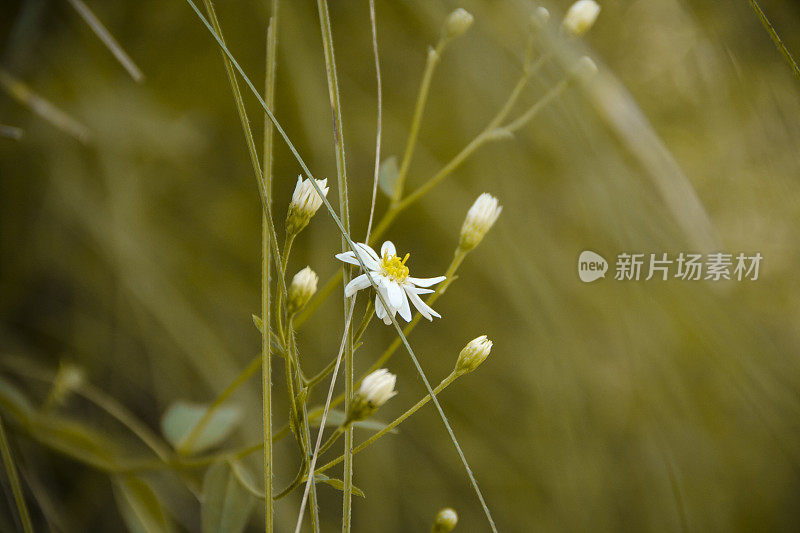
335, 240, 446, 325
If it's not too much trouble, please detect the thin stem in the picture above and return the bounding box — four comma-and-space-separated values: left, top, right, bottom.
392, 39, 445, 204
285, 318, 319, 530
746, 0, 800, 82
313, 0, 353, 529
295, 299, 356, 532
365, 0, 383, 241
263, 1, 279, 524
64, 0, 144, 82
317, 373, 458, 476
504, 76, 572, 133
0, 416, 34, 533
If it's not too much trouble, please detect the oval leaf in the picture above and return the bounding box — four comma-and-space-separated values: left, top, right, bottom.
378, 156, 399, 197
202, 462, 256, 533
160, 401, 240, 455
113, 475, 172, 533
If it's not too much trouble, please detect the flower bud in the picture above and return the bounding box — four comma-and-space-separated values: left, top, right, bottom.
346, 369, 397, 423
456, 335, 492, 374
432, 507, 458, 532
288, 266, 318, 314
562, 0, 600, 36
458, 193, 502, 251
286, 175, 329, 235
531, 7, 550, 30
49, 363, 85, 406
442, 8, 474, 40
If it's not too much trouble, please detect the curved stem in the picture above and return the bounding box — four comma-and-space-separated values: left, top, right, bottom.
392, 40, 445, 204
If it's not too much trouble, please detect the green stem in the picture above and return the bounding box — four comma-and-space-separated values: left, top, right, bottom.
317, 372, 458, 476
313, 0, 352, 529
392, 40, 445, 204
263, 1, 279, 526
0, 416, 34, 533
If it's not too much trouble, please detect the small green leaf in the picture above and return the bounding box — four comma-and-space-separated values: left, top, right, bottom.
378, 156, 399, 197
201, 462, 256, 533
113, 475, 173, 533
314, 473, 365, 497
314, 409, 396, 433
161, 401, 240, 455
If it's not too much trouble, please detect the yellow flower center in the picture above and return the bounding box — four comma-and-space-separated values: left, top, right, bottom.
380, 252, 411, 282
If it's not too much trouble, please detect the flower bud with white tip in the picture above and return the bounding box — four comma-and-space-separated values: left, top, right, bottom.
286, 175, 329, 235
456, 335, 493, 374
459, 193, 503, 251
531, 6, 550, 29
432, 507, 458, 532
562, 0, 601, 37
346, 369, 397, 423
442, 8, 474, 40
288, 266, 318, 314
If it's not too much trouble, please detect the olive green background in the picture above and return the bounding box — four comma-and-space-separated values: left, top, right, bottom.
2, 0, 800, 531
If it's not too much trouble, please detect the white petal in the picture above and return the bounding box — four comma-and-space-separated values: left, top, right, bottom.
335, 251, 360, 266
375, 294, 387, 320
387, 282, 405, 308
344, 274, 370, 297
404, 285, 434, 295
356, 242, 380, 262
407, 275, 446, 288
380, 241, 396, 257
397, 290, 412, 321
407, 290, 441, 321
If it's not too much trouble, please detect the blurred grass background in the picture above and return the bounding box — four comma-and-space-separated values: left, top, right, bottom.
2, 0, 800, 531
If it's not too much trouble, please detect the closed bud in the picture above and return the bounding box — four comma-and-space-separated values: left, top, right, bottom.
49, 363, 84, 406
346, 369, 397, 423
562, 0, 600, 36
456, 335, 492, 374
443, 8, 474, 40
459, 193, 502, 251
286, 175, 329, 235
531, 7, 551, 29
288, 266, 318, 314
432, 507, 458, 532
